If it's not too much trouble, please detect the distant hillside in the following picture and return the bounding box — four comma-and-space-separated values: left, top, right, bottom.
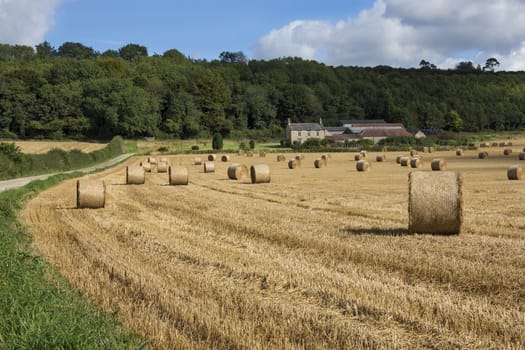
1, 42, 524, 140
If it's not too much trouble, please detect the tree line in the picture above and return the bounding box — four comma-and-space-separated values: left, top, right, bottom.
1, 41, 524, 141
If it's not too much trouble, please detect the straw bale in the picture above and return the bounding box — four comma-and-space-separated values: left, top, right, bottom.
140, 161, 152, 172
208, 154, 217, 161
408, 171, 463, 234
227, 163, 249, 180
288, 159, 298, 169
246, 151, 254, 157
396, 155, 404, 164
431, 158, 446, 171
519, 152, 525, 160
321, 154, 329, 161
478, 151, 488, 159
259, 151, 266, 157
503, 149, 512, 156
314, 158, 327, 168
157, 161, 168, 173
356, 160, 370, 172
354, 153, 363, 161
250, 164, 271, 183
360, 150, 367, 157
277, 154, 286, 162
76, 179, 105, 209
204, 161, 215, 173
126, 165, 145, 185
194, 157, 202, 165
148, 156, 156, 164
499, 142, 505, 147
400, 157, 410, 167
376, 154, 385, 162
410, 157, 422, 168
410, 150, 418, 157
456, 149, 464, 156
221, 155, 230, 162
169, 166, 189, 185
507, 165, 523, 180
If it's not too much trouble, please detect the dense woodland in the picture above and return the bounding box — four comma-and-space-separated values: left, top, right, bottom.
1, 42, 524, 141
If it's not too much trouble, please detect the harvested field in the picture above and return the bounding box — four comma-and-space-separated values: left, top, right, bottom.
21, 150, 525, 349
12, 140, 107, 154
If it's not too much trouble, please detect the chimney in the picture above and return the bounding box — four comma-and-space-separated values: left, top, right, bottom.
287, 118, 291, 126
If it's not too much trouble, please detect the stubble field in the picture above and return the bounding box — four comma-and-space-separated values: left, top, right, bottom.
11, 140, 107, 154
22, 144, 525, 349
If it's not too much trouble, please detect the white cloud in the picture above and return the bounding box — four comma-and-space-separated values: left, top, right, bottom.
0, 0, 65, 46
252, 0, 525, 70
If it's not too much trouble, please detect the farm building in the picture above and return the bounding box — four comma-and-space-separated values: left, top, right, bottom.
285, 119, 326, 144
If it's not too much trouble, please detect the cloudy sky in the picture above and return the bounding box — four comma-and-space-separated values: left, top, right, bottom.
1, 0, 525, 70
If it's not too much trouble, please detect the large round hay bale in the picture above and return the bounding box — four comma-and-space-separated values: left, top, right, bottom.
159, 157, 168, 163
194, 157, 202, 165
259, 151, 266, 157
250, 164, 271, 184
507, 165, 523, 180
519, 152, 525, 160
169, 166, 189, 185
491, 142, 499, 147
354, 153, 363, 161
221, 155, 230, 162
295, 154, 303, 161
431, 158, 446, 171
480, 142, 490, 148
356, 160, 370, 172
503, 148, 512, 156
314, 158, 327, 168
410, 157, 422, 168
479, 151, 488, 159
288, 159, 298, 169
499, 142, 505, 147
203, 161, 215, 173
508, 142, 513, 146
456, 149, 464, 156
400, 157, 410, 167
126, 165, 145, 185
376, 154, 386, 162
140, 161, 152, 172
208, 154, 216, 161
148, 156, 156, 164
227, 163, 249, 180
76, 179, 105, 209
410, 150, 418, 157
277, 154, 286, 162
360, 150, 367, 158
396, 155, 403, 164
321, 154, 329, 161
157, 161, 168, 173
408, 171, 463, 234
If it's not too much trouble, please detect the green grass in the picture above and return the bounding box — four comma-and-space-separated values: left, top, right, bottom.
0, 175, 147, 349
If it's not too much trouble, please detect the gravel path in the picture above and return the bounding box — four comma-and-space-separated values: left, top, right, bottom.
0, 153, 135, 192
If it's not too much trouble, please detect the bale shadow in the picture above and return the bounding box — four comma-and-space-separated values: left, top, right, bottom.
340, 227, 411, 236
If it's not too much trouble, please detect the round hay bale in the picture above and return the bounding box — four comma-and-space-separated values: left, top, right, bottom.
288, 159, 298, 169
480, 142, 490, 148
208, 154, 216, 161
321, 154, 329, 161
456, 149, 464, 156
148, 156, 156, 164
396, 155, 404, 164
259, 151, 266, 157
431, 158, 446, 171
507, 165, 523, 180
203, 161, 215, 173
277, 154, 286, 162
428, 147, 434, 153
250, 164, 271, 184
376, 154, 385, 162
194, 157, 202, 165
126, 165, 145, 185
519, 152, 525, 160
400, 157, 410, 167
314, 158, 327, 168
238, 150, 245, 156
478, 151, 488, 159
159, 157, 168, 163
140, 161, 152, 172
522, 147, 525, 152
169, 166, 189, 185
157, 161, 168, 173
360, 150, 367, 157
410, 157, 422, 168
408, 171, 463, 234
491, 142, 499, 147
499, 142, 505, 147
508, 142, 513, 146
503, 148, 512, 156
227, 163, 249, 180
295, 154, 302, 161
423, 147, 429, 153
246, 151, 254, 157
221, 155, 230, 162
356, 160, 370, 172
410, 150, 418, 157
354, 153, 363, 161
76, 179, 105, 209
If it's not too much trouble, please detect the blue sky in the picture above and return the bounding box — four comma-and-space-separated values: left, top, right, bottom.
2, 0, 525, 70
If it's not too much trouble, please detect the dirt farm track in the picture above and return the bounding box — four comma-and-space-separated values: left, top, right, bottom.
22, 147, 525, 349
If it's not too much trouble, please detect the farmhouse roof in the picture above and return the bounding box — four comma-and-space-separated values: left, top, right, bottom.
359, 128, 412, 138
339, 119, 386, 126
288, 123, 324, 131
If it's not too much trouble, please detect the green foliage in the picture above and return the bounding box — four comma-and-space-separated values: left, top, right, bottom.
249, 139, 255, 149
212, 133, 223, 150
158, 146, 168, 152
0, 175, 145, 349
191, 145, 199, 150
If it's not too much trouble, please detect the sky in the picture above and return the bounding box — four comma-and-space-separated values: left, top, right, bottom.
1, 0, 525, 70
